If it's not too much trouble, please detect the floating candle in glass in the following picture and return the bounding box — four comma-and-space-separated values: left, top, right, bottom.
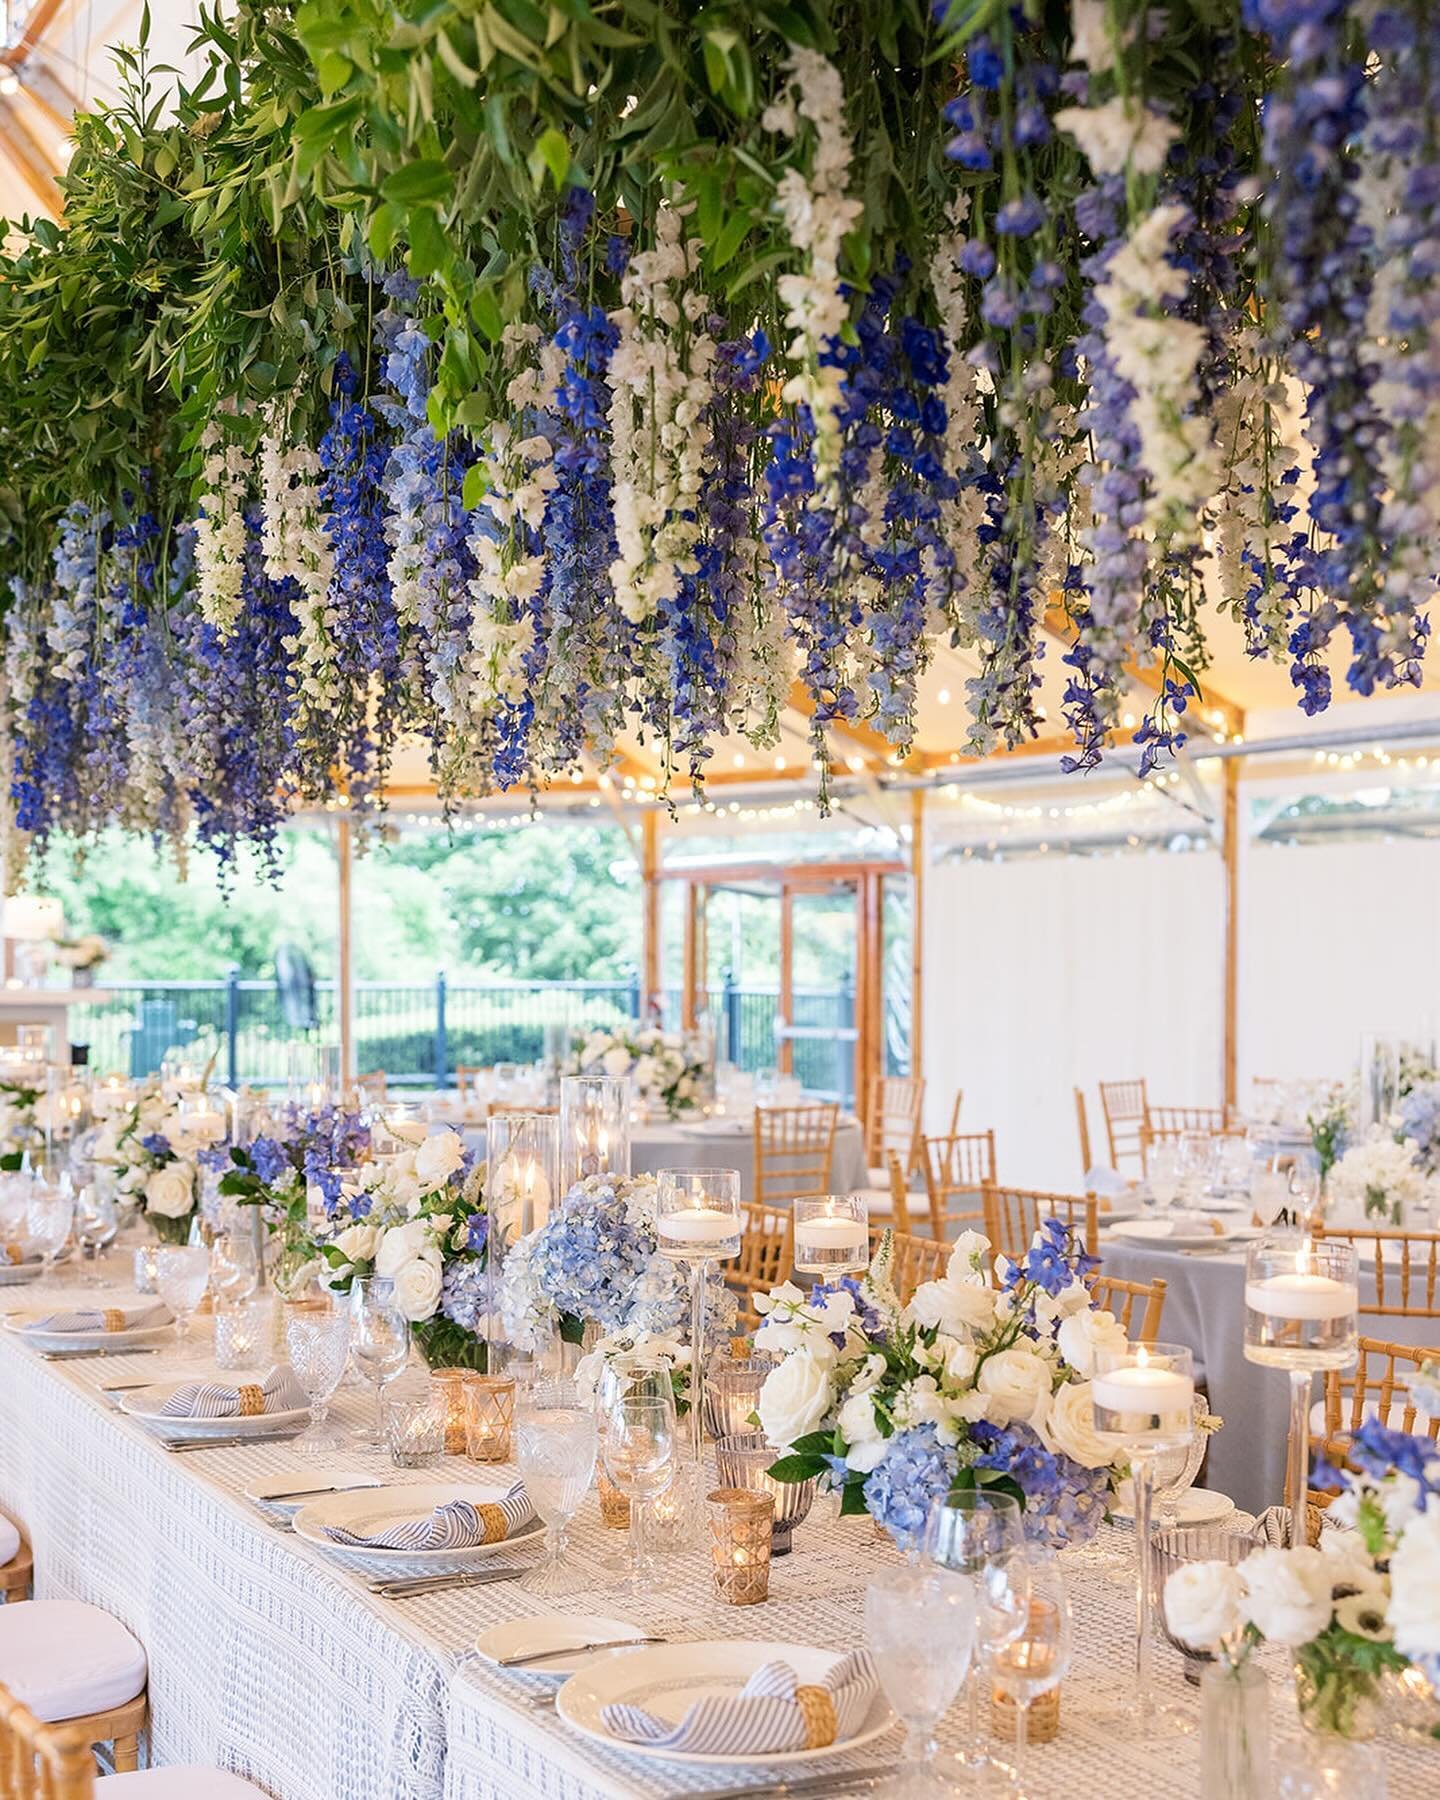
794, 1195, 869, 1276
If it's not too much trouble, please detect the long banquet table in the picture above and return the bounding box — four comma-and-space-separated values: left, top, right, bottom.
0, 1256, 1434, 1799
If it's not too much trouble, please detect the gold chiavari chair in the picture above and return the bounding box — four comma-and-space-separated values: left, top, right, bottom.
453, 1064, 482, 1095
921, 1131, 996, 1239
1313, 1226, 1440, 1317
1086, 1272, 1168, 1343
1142, 1104, 1238, 1149
887, 1232, 952, 1305
730, 1199, 795, 1331
1099, 1079, 1148, 1174
982, 1184, 1099, 1264
355, 1070, 388, 1104
1074, 1087, 1093, 1182
865, 1075, 925, 1182
1306, 1335, 1440, 1508
486, 1101, 557, 1117
753, 1104, 839, 1207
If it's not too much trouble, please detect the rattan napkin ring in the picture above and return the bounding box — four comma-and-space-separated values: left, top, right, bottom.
103, 1309, 128, 1333
236, 1384, 266, 1417
477, 1502, 509, 1543
794, 1685, 836, 1749
3, 1243, 22, 1266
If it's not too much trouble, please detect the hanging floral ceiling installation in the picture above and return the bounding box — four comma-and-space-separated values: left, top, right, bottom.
0, 0, 1433, 874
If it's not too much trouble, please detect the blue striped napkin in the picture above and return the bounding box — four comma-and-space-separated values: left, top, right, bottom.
600, 1650, 878, 1754
322, 1485, 535, 1550
159, 1364, 308, 1418
27, 1301, 172, 1333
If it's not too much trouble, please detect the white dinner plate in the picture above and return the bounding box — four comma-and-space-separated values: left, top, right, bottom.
475, 1614, 646, 1678
3, 1305, 174, 1353
1111, 1486, 1236, 1529
555, 1640, 895, 1767
243, 1469, 385, 1513
293, 1481, 545, 1572
118, 1382, 310, 1441
678, 1118, 751, 1137
1105, 1218, 1263, 1252
0, 1260, 46, 1286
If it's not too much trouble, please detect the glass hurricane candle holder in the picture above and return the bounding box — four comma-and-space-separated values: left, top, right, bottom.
430, 1367, 473, 1456
1093, 1341, 1196, 1732
657, 1169, 742, 1500
1244, 1237, 1358, 1552
707, 1487, 773, 1606
462, 1374, 516, 1462
793, 1194, 869, 1277
386, 1392, 446, 1468
213, 1294, 271, 1371
703, 1355, 778, 1441
559, 1075, 631, 1190
486, 1112, 560, 1373
716, 1433, 817, 1555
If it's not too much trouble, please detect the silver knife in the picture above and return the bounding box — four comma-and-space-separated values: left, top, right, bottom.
162, 1434, 302, 1454
370, 1568, 527, 1599
260, 1482, 378, 1503
667, 1767, 892, 1800
41, 1347, 160, 1360
497, 1634, 665, 1667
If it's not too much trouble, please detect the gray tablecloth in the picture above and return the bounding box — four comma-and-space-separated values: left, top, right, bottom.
455, 1116, 867, 1203
1099, 1235, 1440, 1514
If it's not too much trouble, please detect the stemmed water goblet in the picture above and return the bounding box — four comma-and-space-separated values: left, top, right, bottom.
210, 1231, 260, 1305
988, 1556, 1072, 1795
154, 1244, 210, 1344
599, 1373, 677, 1600
1146, 1141, 1180, 1218
516, 1380, 599, 1597
926, 1490, 1032, 1785
350, 1275, 411, 1449
26, 1177, 74, 1281
865, 1563, 977, 1797
1176, 1132, 1215, 1214
74, 1184, 117, 1285
285, 1306, 353, 1457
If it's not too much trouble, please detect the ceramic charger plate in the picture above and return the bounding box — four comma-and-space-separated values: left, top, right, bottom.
555, 1640, 895, 1768
118, 1381, 310, 1441
3, 1305, 173, 1353
292, 1481, 544, 1573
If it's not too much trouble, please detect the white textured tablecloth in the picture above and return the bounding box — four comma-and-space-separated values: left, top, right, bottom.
1, 1254, 1434, 1800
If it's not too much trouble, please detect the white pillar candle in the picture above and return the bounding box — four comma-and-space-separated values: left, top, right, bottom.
1244, 1273, 1357, 1320
1092, 1363, 1194, 1415
659, 1206, 736, 1246
796, 1217, 868, 1251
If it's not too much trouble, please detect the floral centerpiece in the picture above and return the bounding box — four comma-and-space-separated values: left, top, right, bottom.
305, 1125, 490, 1369
574, 1326, 695, 1418
52, 934, 107, 982
498, 1171, 736, 1352
564, 1027, 706, 1120
0, 1076, 42, 1171
92, 1086, 205, 1243
218, 1101, 372, 1288
754, 1223, 1125, 1551
1165, 1419, 1440, 1740
1326, 1127, 1433, 1227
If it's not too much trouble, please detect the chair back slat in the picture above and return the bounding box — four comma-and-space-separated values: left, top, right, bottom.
982, 1185, 1099, 1264
1099, 1079, 1148, 1172
1143, 1104, 1237, 1145
866, 1076, 925, 1176
947, 1090, 964, 1135
1086, 1271, 1168, 1343
355, 1070, 388, 1104
753, 1105, 839, 1206
884, 1232, 951, 1305
885, 1150, 913, 1236
1305, 1335, 1440, 1506
730, 1200, 794, 1330
921, 1131, 995, 1239
1314, 1226, 1440, 1317
0, 1688, 96, 1800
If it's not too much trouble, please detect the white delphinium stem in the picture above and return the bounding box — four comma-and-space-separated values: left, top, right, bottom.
193, 420, 250, 635
260, 407, 338, 719
1211, 328, 1301, 657
464, 411, 556, 709
927, 206, 990, 642
763, 47, 863, 495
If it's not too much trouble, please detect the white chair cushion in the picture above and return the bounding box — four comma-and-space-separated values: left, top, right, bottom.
0, 1599, 146, 1721
107, 1770, 267, 1796
0, 1513, 18, 1566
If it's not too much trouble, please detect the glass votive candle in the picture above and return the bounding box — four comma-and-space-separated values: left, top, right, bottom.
386, 1392, 445, 1469
990, 1596, 1063, 1744
213, 1294, 271, 1371
597, 1468, 631, 1529
793, 1195, 869, 1277
462, 1374, 516, 1462
429, 1367, 472, 1456
133, 1245, 160, 1294
716, 1433, 817, 1555
656, 1170, 743, 1262
703, 1355, 778, 1441
707, 1487, 773, 1605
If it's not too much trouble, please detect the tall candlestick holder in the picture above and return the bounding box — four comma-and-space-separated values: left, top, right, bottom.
1244, 1237, 1358, 1551
559, 1075, 631, 1191
657, 1169, 741, 1518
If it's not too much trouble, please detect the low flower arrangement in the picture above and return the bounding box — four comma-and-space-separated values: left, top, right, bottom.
1326, 1127, 1434, 1227
754, 1223, 1126, 1552
1164, 1419, 1440, 1740
574, 1326, 695, 1418
93, 1086, 207, 1243
498, 1171, 736, 1351
52, 933, 107, 973
219, 1101, 372, 1287
564, 1026, 706, 1119
0, 1077, 42, 1170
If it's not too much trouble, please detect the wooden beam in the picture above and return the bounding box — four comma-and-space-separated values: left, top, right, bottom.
640, 808, 661, 1014
0, 106, 61, 216
910, 788, 925, 1091
1041, 599, 1245, 741
1222, 756, 1240, 1112
0, 0, 66, 68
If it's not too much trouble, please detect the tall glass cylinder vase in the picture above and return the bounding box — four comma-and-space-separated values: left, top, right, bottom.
559, 1075, 631, 1191
1201, 1662, 1271, 1799
486, 1113, 561, 1377
657, 1169, 741, 1519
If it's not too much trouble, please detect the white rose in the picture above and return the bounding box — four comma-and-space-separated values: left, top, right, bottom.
837, 1387, 887, 1473
415, 1128, 465, 1188
144, 1162, 195, 1220
908, 1275, 996, 1339
1036, 1277, 1094, 1324
1163, 1562, 1248, 1649
757, 1352, 834, 1451
1056, 1307, 1130, 1380
375, 1219, 433, 1276
1239, 1548, 1334, 1647
602, 1046, 632, 1078
389, 1250, 443, 1321
1388, 1508, 1440, 1668
332, 1223, 380, 1266
1040, 1381, 1115, 1470
977, 1348, 1053, 1428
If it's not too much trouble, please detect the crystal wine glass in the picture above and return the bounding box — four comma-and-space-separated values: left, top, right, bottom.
926, 1490, 1031, 1782
988, 1555, 1072, 1792
209, 1231, 260, 1305
350, 1275, 411, 1449
600, 1379, 677, 1601
74, 1184, 117, 1285
155, 1244, 211, 1344
26, 1178, 74, 1280
285, 1306, 353, 1457
516, 1380, 599, 1597
593, 1354, 675, 1574
1146, 1141, 1181, 1216
865, 1564, 976, 1797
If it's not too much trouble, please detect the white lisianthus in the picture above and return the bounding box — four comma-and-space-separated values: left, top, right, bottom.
1033, 1277, 1094, 1325
389, 1251, 443, 1321
757, 1351, 834, 1451
144, 1162, 195, 1220
837, 1386, 887, 1473
1238, 1548, 1334, 1647
946, 1231, 992, 1285
1056, 1306, 1130, 1380
331, 1223, 380, 1266
1387, 1508, 1440, 1670
415, 1128, 465, 1188
976, 1348, 1053, 1428
1040, 1381, 1115, 1470
375, 1219, 434, 1277
1163, 1562, 1248, 1649
907, 1272, 996, 1338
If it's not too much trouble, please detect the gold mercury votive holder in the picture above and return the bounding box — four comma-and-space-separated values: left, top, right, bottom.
462, 1374, 516, 1462
429, 1367, 472, 1456
715, 1432, 817, 1555
708, 1487, 773, 1605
